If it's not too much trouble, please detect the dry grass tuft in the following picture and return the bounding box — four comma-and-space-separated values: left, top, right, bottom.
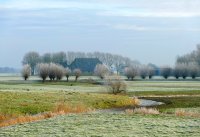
0, 114, 45, 127
0, 114, 7, 122
175, 109, 200, 117
125, 107, 160, 115
134, 107, 160, 115
53, 102, 90, 113
131, 97, 140, 106
125, 109, 134, 115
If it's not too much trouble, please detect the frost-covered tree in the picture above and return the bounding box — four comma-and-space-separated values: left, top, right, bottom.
22, 52, 40, 75
48, 63, 57, 81
94, 64, 109, 79
177, 63, 189, 79
139, 65, 148, 79
52, 52, 68, 67
124, 66, 138, 80
21, 64, 31, 80
160, 66, 172, 79
73, 69, 82, 82
188, 63, 199, 79
37, 63, 49, 82
173, 66, 181, 79
55, 65, 65, 80
64, 67, 71, 82
42, 53, 52, 63
147, 66, 155, 79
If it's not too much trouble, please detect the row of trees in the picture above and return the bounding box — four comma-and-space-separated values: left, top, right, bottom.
22, 62, 200, 82
22, 63, 110, 82
177, 45, 200, 65
124, 65, 155, 80
160, 63, 200, 79
123, 63, 200, 80
22, 63, 82, 82
22, 51, 140, 75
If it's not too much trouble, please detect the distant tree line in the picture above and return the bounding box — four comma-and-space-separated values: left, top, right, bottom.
22, 51, 140, 75
0, 67, 19, 73
22, 45, 200, 81
123, 64, 200, 80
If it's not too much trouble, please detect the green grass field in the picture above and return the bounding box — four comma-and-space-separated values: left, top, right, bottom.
0, 75, 200, 136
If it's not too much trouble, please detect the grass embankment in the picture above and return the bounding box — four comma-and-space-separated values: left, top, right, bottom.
141, 96, 200, 112
128, 90, 200, 97
127, 90, 200, 115
0, 91, 138, 127
1, 113, 199, 137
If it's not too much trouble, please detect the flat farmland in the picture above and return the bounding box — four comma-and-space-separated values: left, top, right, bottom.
0, 76, 200, 136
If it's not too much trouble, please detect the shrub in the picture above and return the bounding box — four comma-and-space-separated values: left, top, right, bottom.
177, 63, 189, 79
21, 64, 31, 80
36, 63, 49, 82
139, 65, 148, 79
124, 66, 138, 80
134, 107, 160, 115
106, 75, 127, 94
175, 109, 200, 117
73, 69, 82, 82
48, 63, 57, 81
64, 67, 71, 82
94, 64, 109, 79
147, 66, 155, 79
173, 67, 181, 79
55, 65, 65, 80
189, 63, 199, 79
22, 51, 40, 75
160, 66, 172, 79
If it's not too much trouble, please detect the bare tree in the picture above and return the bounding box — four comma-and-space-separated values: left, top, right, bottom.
48, 63, 57, 81
37, 63, 49, 82
52, 52, 68, 67
21, 64, 31, 80
176, 45, 200, 66
173, 67, 181, 79
124, 66, 138, 80
94, 64, 109, 79
160, 66, 172, 79
178, 63, 189, 79
64, 67, 71, 82
139, 65, 148, 79
189, 63, 199, 79
66, 52, 78, 65
104, 53, 115, 68
73, 69, 82, 82
42, 53, 52, 63
147, 66, 155, 79
113, 55, 124, 74
55, 65, 65, 80
22, 52, 40, 75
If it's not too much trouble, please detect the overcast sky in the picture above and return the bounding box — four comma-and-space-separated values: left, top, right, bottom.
0, 0, 200, 68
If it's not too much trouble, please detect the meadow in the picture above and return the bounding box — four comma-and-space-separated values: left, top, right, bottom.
0, 75, 200, 136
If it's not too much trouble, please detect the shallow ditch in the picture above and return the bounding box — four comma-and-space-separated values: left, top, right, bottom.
95, 99, 164, 114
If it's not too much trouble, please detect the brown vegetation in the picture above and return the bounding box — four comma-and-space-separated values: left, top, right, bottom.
0, 103, 90, 128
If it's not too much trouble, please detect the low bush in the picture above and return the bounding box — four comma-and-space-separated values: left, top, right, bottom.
175, 109, 200, 117
106, 75, 127, 94
134, 107, 160, 115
